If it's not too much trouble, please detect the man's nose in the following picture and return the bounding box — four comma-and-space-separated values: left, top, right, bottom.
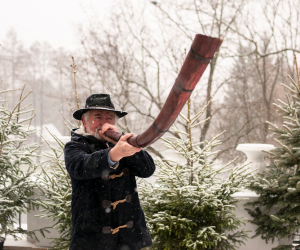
100, 121, 108, 126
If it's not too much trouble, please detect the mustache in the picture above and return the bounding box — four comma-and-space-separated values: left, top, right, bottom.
96, 126, 102, 133
94, 126, 107, 141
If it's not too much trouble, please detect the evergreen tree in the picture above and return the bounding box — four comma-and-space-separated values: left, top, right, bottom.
0, 86, 45, 245
139, 99, 252, 250
38, 128, 73, 250
36, 58, 78, 250
246, 56, 300, 250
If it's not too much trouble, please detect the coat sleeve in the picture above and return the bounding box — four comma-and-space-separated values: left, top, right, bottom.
124, 150, 155, 178
64, 141, 116, 180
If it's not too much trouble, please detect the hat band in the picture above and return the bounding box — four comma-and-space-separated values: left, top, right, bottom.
86, 105, 115, 110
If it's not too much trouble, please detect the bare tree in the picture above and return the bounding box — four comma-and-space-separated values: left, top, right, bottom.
75, 0, 300, 162
75, 0, 247, 158
212, 0, 300, 161
150, 0, 248, 144
76, 0, 178, 157
0, 28, 27, 107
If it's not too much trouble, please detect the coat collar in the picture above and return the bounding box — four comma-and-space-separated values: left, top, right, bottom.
75, 127, 91, 136
71, 127, 114, 148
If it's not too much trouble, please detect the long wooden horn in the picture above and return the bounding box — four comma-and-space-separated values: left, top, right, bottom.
105, 34, 223, 147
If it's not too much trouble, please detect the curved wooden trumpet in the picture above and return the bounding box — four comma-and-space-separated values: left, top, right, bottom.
105, 34, 223, 148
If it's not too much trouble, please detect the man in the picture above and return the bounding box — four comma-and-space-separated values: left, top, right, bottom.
64, 94, 155, 250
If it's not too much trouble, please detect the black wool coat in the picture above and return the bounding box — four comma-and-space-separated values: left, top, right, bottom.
64, 128, 155, 250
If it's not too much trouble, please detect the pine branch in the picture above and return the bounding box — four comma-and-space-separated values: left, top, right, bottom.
0, 91, 32, 154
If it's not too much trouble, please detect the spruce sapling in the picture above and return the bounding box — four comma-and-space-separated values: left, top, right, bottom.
246, 55, 300, 250
139, 98, 252, 250
0, 85, 48, 246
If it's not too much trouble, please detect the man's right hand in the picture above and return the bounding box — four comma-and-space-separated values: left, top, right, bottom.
109, 133, 142, 162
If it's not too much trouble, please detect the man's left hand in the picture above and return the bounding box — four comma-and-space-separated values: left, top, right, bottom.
99, 124, 118, 145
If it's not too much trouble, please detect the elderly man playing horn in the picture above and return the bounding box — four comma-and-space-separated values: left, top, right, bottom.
64, 94, 155, 250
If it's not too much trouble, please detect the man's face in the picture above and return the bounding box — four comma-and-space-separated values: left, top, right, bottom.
82, 109, 116, 140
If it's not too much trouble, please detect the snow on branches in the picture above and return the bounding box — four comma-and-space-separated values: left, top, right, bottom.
0, 85, 47, 242
139, 98, 252, 250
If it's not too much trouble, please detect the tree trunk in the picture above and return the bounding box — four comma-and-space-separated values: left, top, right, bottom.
0, 236, 4, 250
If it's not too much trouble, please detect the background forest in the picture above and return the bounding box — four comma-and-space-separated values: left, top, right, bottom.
1, 0, 300, 163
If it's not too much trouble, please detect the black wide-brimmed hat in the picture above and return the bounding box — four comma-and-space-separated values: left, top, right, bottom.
73, 94, 128, 120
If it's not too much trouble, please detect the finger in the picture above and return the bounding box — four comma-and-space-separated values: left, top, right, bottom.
127, 148, 142, 156
120, 133, 133, 141
101, 124, 117, 133
129, 146, 142, 153
129, 144, 141, 151
134, 147, 142, 152
101, 126, 109, 133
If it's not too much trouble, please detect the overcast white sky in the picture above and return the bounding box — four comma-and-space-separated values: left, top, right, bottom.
0, 0, 114, 50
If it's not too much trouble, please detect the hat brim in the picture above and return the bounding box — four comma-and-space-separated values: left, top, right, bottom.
73, 107, 128, 120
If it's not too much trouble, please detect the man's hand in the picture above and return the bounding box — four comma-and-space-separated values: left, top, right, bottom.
109, 133, 142, 162
99, 124, 118, 145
